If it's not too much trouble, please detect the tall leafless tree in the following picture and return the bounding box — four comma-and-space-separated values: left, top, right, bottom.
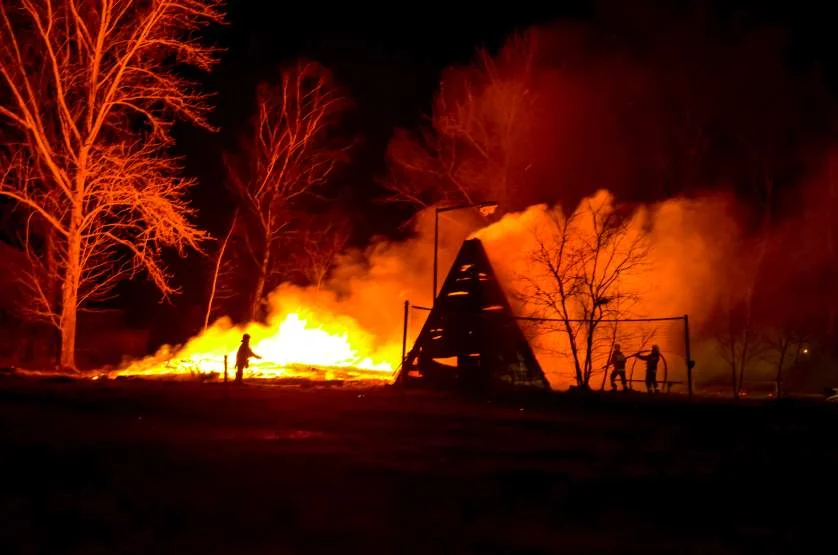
519, 198, 649, 388
715, 294, 768, 398
762, 326, 807, 398
202, 207, 238, 330
0, 0, 223, 369
383, 32, 537, 211
211, 60, 349, 322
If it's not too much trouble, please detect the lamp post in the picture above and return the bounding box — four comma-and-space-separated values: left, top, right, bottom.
432, 201, 498, 304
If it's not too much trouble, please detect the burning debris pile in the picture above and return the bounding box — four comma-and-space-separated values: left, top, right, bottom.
109, 220, 438, 386
106, 191, 740, 390
111, 293, 400, 384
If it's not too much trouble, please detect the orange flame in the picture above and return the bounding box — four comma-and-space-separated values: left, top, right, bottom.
112, 191, 746, 390
113, 288, 400, 383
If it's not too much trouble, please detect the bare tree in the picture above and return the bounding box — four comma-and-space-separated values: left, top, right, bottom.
714, 33, 815, 397
219, 60, 349, 321
383, 32, 538, 210
519, 198, 649, 388
203, 207, 238, 330
203, 209, 350, 329
715, 295, 768, 398
715, 219, 779, 398
717, 165, 777, 400
0, 1, 223, 369
292, 217, 351, 290
762, 326, 807, 398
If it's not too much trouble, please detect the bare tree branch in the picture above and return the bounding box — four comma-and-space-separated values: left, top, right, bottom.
382, 31, 538, 210
223, 59, 350, 321
0, 0, 223, 369
517, 198, 650, 387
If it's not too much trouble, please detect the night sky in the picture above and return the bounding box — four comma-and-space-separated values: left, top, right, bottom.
102, 0, 838, 343
177, 1, 591, 239
178, 0, 838, 238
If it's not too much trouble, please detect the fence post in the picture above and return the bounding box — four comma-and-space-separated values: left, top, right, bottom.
684, 314, 693, 399
402, 300, 409, 368
224, 354, 228, 384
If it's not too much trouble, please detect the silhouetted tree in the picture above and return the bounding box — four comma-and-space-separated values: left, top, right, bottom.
519, 194, 649, 388
383, 32, 538, 210
0, 0, 223, 369
214, 61, 350, 322
292, 216, 351, 290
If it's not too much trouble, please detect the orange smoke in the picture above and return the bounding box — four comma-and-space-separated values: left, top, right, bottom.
114, 191, 743, 389
473, 190, 743, 389
111, 205, 484, 382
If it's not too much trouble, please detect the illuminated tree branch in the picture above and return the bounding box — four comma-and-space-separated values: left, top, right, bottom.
518, 197, 650, 388
0, 0, 223, 369
383, 31, 538, 211
219, 60, 350, 321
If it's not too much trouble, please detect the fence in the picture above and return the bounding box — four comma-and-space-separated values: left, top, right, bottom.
400, 300, 695, 397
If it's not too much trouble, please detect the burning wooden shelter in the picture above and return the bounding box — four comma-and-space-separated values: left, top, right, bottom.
397, 239, 549, 392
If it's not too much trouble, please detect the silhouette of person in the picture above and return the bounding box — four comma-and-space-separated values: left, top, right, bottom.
635, 345, 661, 393
607, 344, 628, 391
235, 333, 261, 384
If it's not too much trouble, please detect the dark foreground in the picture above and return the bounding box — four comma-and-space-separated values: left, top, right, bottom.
0, 380, 835, 554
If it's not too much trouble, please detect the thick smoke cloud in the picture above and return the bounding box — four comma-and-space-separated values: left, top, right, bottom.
379, 9, 837, 391
122, 7, 838, 392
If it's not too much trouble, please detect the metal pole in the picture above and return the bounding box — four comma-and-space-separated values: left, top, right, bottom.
402, 300, 409, 366
223, 354, 228, 384
432, 208, 439, 304
683, 314, 692, 399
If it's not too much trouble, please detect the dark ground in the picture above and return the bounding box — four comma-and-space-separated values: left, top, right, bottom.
0, 380, 835, 554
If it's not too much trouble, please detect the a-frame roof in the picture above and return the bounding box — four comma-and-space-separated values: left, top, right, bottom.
398, 238, 549, 392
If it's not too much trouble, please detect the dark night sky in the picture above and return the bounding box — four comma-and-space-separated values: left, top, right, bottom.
177, 1, 594, 238
153, 1, 594, 337
177, 0, 838, 237
125, 0, 838, 341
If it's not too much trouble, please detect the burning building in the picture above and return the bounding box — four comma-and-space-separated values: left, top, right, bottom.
398, 238, 550, 393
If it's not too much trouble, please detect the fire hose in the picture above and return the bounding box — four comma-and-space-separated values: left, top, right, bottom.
628, 351, 668, 390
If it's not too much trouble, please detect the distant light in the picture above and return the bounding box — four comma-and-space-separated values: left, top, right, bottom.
802, 347, 809, 355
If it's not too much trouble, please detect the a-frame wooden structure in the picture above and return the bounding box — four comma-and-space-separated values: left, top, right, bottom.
397, 238, 550, 392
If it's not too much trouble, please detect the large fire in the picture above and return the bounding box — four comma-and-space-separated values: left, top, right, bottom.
112, 294, 400, 383
110, 191, 746, 390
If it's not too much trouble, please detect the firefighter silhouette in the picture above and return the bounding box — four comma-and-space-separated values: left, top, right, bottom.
607, 344, 628, 391
235, 333, 261, 384
635, 345, 661, 393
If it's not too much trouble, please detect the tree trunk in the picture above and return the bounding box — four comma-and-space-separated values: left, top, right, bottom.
728, 319, 738, 399
603, 324, 618, 391
827, 159, 836, 346
250, 240, 271, 322
583, 320, 596, 386
60, 152, 86, 372
564, 324, 584, 387
59, 227, 82, 371
775, 337, 788, 399
737, 328, 750, 397
43, 223, 61, 367
204, 210, 238, 330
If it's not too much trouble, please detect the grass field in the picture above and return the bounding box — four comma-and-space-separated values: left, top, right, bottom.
0, 378, 835, 554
